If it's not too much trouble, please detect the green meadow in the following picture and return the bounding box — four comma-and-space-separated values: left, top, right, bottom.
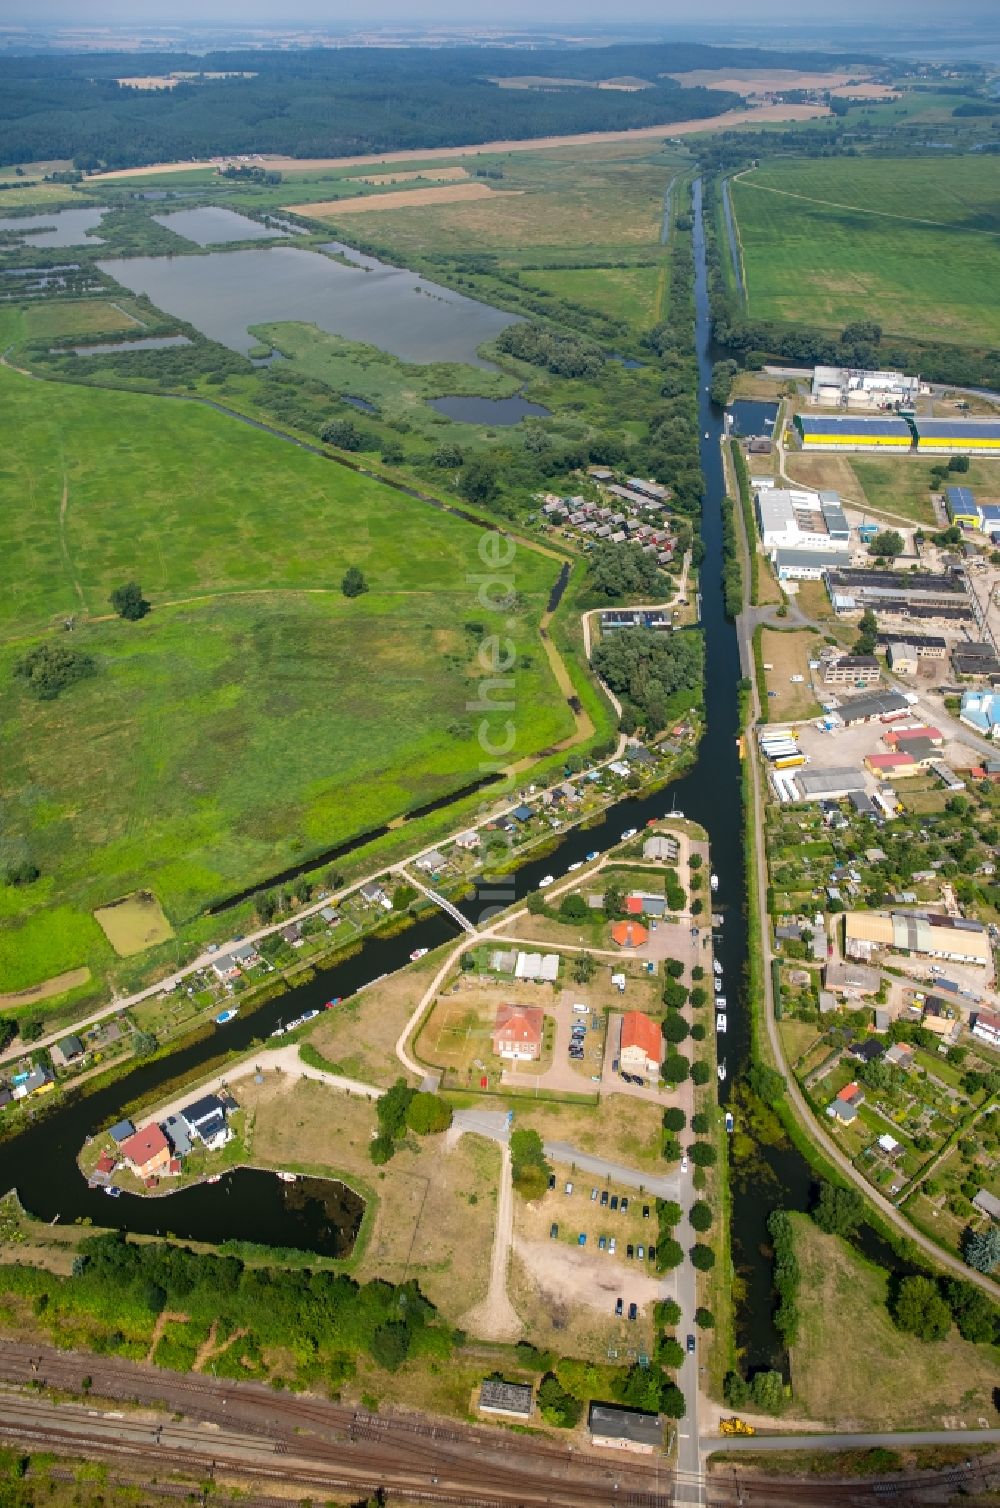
730, 155, 1000, 347
0, 326, 574, 993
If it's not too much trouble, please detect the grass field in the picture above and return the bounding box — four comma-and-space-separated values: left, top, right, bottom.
758, 628, 823, 722
850, 455, 1000, 526
731, 156, 1000, 347
20, 297, 148, 339
0, 323, 574, 992
518, 265, 662, 328
790, 1214, 1000, 1429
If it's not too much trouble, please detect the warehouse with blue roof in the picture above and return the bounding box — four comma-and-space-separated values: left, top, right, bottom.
794, 414, 912, 452
945, 486, 982, 528
914, 418, 1000, 455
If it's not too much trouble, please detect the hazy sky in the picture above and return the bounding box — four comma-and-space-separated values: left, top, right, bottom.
9, 0, 998, 26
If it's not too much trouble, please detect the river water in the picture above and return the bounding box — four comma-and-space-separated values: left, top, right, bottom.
0, 178, 833, 1361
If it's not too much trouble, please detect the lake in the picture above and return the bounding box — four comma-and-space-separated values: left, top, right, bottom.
97, 243, 519, 365
428, 394, 551, 425
728, 399, 778, 439
0, 206, 108, 248
153, 205, 291, 246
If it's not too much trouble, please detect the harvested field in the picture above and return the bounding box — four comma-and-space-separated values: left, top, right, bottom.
668, 68, 863, 91
0, 967, 90, 1008
301, 184, 521, 216
93, 892, 173, 956
784, 452, 870, 506
90, 106, 829, 182
351, 167, 468, 185
758, 628, 823, 722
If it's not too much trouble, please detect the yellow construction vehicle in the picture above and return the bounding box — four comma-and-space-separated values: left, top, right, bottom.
719, 1417, 756, 1437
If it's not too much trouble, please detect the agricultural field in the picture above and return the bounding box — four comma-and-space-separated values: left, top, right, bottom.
731, 156, 1000, 347
789, 1215, 1000, 1429
0, 333, 575, 995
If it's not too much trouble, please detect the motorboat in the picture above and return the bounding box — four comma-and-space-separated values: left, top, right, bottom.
716, 1013, 727, 1033
717, 1062, 727, 1082
409, 948, 428, 961
621, 828, 637, 841
725, 1111, 735, 1134
712, 913, 724, 927
325, 997, 342, 1009
215, 1008, 239, 1025
713, 959, 723, 976
104, 1186, 122, 1198
269, 1025, 285, 1037
207, 1175, 222, 1185
714, 978, 723, 994
586, 851, 599, 862
567, 861, 583, 872
715, 995, 727, 1009
539, 875, 555, 888
710, 874, 719, 892
277, 1171, 297, 1184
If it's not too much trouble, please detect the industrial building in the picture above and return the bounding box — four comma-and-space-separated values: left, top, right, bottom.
844, 910, 992, 967
886, 642, 917, 674
913, 418, 1000, 455
809, 365, 921, 408
946, 486, 982, 529
795, 414, 912, 452
825, 568, 968, 616
754, 485, 851, 552
952, 641, 1000, 679
774, 546, 852, 581
822, 655, 880, 686
835, 688, 910, 725
793, 767, 867, 800
961, 689, 1000, 738
876, 631, 947, 660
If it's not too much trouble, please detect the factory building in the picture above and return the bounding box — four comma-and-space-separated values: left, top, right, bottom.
913, 418, 1000, 455
825, 568, 967, 616
822, 655, 880, 686
755, 484, 851, 552
945, 486, 982, 529
774, 546, 852, 581
875, 631, 947, 660
809, 365, 922, 409
795, 414, 912, 452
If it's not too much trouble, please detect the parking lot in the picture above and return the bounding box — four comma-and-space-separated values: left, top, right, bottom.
500, 988, 605, 1095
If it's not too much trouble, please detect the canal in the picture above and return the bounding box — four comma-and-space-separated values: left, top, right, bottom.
0, 179, 826, 1363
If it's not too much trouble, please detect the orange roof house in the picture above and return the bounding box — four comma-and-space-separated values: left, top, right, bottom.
625, 895, 644, 916
611, 921, 648, 949
493, 1002, 544, 1061
119, 1123, 171, 1179
619, 1011, 661, 1077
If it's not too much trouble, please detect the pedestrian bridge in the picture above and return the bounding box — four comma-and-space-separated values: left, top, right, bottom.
400, 870, 477, 935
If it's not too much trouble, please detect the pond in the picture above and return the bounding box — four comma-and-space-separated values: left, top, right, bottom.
153, 205, 291, 246
0, 206, 109, 248
88, 1168, 364, 1259
63, 334, 193, 356
727, 399, 778, 439
427, 394, 551, 425
97, 244, 519, 365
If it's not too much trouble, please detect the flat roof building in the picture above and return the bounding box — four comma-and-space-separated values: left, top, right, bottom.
774, 545, 851, 580
479, 1379, 534, 1418
794, 767, 866, 799
887, 643, 917, 674
876, 631, 947, 658
837, 689, 910, 725
588, 1403, 662, 1453
822, 655, 880, 686
796, 414, 912, 452
946, 486, 982, 528
914, 418, 1000, 454
810, 365, 920, 407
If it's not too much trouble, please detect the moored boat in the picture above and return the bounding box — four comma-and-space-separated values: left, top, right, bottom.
215, 1008, 239, 1025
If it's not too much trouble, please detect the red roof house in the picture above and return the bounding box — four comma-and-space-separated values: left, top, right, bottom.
625, 895, 644, 916
119, 1123, 171, 1179
619, 1011, 661, 1077
492, 1003, 544, 1061
611, 921, 648, 949
95, 1154, 116, 1176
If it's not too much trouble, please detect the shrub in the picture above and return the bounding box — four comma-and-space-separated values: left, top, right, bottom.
690, 1061, 711, 1086
110, 581, 150, 621
537, 1372, 582, 1428
694, 1307, 714, 1329
891, 1276, 951, 1341
812, 1182, 864, 1239
661, 1013, 690, 1044
14, 642, 96, 700
341, 566, 369, 598
405, 1093, 453, 1135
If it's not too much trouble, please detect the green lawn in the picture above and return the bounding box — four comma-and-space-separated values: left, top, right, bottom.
731, 155, 1000, 347
850, 456, 1000, 526
518, 265, 662, 328
0, 332, 574, 993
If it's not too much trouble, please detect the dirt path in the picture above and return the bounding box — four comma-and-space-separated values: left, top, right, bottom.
460, 1141, 521, 1341
89, 104, 828, 182
57, 472, 85, 611
0, 968, 90, 1009
144, 1309, 188, 1363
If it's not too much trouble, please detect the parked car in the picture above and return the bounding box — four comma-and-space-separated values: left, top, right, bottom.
598, 1235, 607, 1251
550, 1223, 559, 1239
648, 1246, 656, 1262
620, 1197, 629, 1214
626, 1244, 634, 1260
681, 1156, 689, 1174
637, 1244, 645, 1260
687, 1334, 696, 1354
600, 1190, 609, 1207
565, 1181, 573, 1195
590, 1187, 598, 1201
578, 1233, 586, 1246
610, 1195, 619, 1212
608, 1238, 616, 1255
615, 1297, 624, 1317
548, 1173, 556, 1190
642, 1205, 650, 1220
628, 1303, 638, 1322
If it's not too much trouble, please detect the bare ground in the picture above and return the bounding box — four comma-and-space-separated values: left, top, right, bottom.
301, 184, 523, 216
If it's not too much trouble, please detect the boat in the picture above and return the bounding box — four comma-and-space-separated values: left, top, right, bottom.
539, 875, 555, 888
207, 1175, 222, 1185
713, 959, 723, 976
704, 431, 710, 439
714, 978, 723, 994
325, 997, 342, 1009
717, 1062, 727, 1082
725, 1111, 735, 1134
409, 947, 428, 961
269, 1025, 285, 1038
104, 1186, 122, 1199
716, 1013, 727, 1033
567, 861, 583, 873
301, 1009, 319, 1023
715, 995, 727, 1009
585, 851, 599, 862
712, 912, 724, 926
215, 1008, 239, 1025
710, 874, 719, 892
620, 828, 637, 841
277, 1171, 297, 1184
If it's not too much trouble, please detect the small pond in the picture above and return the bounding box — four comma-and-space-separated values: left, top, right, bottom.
98, 243, 519, 365
428, 393, 551, 425
343, 394, 378, 413
154, 205, 291, 246
63, 334, 193, 356
0, 206, 109, 248
727, 399, 779, 439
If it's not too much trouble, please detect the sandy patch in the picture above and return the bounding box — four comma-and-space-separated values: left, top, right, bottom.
302, 184, 521, 216
89, 104, 829, 183
94, 891, 173, 956
351, 167, 469, 185
0, 967, 90, 1008
668, 68, 867, 92
830, 84, 900, 100
117, 76, 181, 90
514, 1235, 662, 1314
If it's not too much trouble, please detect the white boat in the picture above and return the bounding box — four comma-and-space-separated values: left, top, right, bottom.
725, 1111, 735, 1134
715, 995, 727, 1009
567, 861, 583, 873
716, 1013, 727, 1033
704, 431, 710, 439
713, 959, 723, 976
409, 948, 428, 961
277, 1171, 297, 1184
714, 978, 723, 994
717, 1062, 727, 1082
269, 1025, 285, 1038
104, 1186, 122, 1199
206, 1175, 222, 1185
712, 912, 724, 926
539, 875, 555, 889
301, 1009, 319, 1022
621, 828, 637, 841
585, 850, 599, 862
710, 874, 719, 892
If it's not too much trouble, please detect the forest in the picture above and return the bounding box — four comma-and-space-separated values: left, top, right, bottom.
0, 39, 871, 169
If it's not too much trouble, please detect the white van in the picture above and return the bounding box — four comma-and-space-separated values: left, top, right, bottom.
572, 1002, 589, 1014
